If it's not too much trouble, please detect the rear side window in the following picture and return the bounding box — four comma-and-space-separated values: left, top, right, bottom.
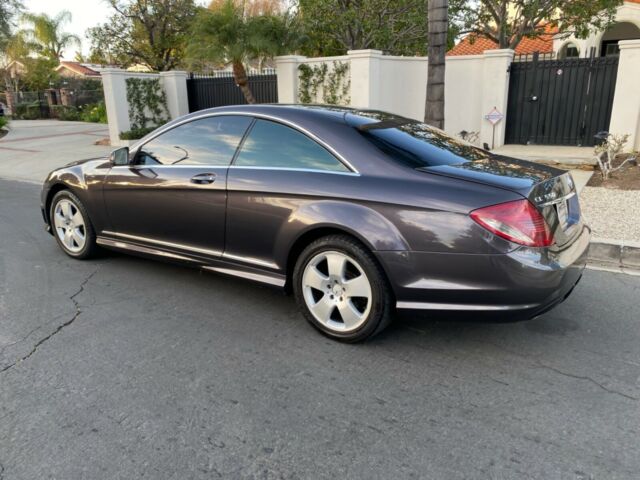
360, 121, 489, 168
136, 115, 252, 166
234, 119, 349, 172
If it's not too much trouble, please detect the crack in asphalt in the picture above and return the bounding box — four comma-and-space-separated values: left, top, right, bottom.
536, 363, 639, 401
0, 269, 98, 374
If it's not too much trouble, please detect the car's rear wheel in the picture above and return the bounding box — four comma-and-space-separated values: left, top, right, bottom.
50, 190, 98, 259
293, 235, 393, 342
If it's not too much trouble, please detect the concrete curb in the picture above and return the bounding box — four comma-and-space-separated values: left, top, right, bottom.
589, 238, 640, 269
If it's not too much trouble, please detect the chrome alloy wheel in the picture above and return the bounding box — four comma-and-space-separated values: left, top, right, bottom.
302, 250, 373, 332
53, 199, 86, 253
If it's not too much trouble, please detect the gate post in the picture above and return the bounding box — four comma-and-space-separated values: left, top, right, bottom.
609, 40, 640, 151
275, 55, 306, 103
160, 71, 189, 119
480, 49, 514, 149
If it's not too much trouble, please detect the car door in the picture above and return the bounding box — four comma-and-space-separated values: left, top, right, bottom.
225, 118, 355, 270
102, 115, 252, 257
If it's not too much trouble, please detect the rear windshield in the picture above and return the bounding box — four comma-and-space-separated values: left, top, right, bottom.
355, 117, 490, 168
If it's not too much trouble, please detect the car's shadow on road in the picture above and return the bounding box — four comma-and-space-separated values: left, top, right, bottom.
89, 248, 585, 359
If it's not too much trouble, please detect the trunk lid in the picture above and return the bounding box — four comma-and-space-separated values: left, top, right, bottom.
421, 156, 582, 247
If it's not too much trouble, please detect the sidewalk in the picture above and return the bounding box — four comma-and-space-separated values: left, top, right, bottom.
0, 120, 111, 183
493, 144, 595, 166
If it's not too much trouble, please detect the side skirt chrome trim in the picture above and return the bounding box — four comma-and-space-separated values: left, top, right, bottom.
101, 231, 279, 270
102, 230, 223, 257
396, 301, 539, 311
202, 266, 285, 287
97, 236, 199, 263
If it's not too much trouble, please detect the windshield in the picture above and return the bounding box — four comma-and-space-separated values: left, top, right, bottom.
347, 112, 490, 168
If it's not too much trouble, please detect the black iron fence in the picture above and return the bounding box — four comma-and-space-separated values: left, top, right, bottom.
506, 51, 619, 147
187, 72, 278, 113
6, 89, 104, 119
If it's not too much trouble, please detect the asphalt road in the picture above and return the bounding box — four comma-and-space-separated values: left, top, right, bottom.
1, 179, 639, 480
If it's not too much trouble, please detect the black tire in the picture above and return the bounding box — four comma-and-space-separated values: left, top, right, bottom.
293, 234, 394, 342
50, 190, 99, 260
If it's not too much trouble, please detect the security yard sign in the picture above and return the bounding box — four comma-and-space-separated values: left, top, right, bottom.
484, 108, 504, 125
484, 107, 504, 149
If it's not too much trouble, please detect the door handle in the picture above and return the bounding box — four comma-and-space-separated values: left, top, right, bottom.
190, 173, 217, 184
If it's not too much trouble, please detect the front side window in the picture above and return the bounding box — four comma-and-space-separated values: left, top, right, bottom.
234, 119, 349, 172
135, 115, 252, 166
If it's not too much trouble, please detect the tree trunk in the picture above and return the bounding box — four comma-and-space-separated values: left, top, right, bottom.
232, 60, 256, 105
425, 0, 447, 129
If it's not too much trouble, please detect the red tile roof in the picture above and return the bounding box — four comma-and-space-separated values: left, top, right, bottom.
56, 61, 101, 77
448, 25, 558, 56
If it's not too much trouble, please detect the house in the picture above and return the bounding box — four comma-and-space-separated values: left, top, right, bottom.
448, 0, 640, 58
55, 61, 102, 79
555, 0, 640, 57
4, 60, 26, 80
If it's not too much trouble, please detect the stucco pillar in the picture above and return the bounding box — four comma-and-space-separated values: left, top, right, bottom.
609, 39, 640, 151
275, 55, 306, 104
101, 68, 130, 147
160, 71, 189, 119
480, 49, 514, 149
347, 49, 383, 110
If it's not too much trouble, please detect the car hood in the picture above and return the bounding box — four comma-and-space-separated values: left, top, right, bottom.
64, 156, 109, 168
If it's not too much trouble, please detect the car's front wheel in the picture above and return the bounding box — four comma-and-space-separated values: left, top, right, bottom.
50, 190, 98, 259
293, 235, 393, 342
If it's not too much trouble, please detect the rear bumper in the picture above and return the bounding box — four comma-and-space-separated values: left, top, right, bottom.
378, 224, 590, 320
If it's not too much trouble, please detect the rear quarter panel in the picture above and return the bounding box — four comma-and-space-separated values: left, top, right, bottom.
225, 167, 523, 273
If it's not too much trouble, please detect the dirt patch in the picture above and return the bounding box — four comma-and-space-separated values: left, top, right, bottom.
0, 129, 7, 140
94, 137, 110, 146
587, 154, 640, 190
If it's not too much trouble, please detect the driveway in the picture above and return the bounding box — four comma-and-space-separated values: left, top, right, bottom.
0, 120, 111, 183
1, 179, 639, 479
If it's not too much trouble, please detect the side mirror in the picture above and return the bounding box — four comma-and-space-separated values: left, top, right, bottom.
109, 147, 130, 166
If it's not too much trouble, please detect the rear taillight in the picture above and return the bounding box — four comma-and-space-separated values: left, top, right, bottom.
470, 199, 553, 247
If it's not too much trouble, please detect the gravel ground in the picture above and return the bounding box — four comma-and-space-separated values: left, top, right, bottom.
580, 186, 640, 242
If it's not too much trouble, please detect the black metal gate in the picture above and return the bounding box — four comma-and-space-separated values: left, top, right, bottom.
186, 72, 278, 113
505, 53, 619, 147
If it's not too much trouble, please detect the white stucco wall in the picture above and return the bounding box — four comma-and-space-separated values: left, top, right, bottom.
444, 55, 485, 139
276, 49, 515, 147
102, 69, 188, 147
609, 39, 640, 150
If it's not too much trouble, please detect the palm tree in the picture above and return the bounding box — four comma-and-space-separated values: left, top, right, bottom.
20, 10, 80, 61
425, 0, 447, 129
188, 0, 290, 104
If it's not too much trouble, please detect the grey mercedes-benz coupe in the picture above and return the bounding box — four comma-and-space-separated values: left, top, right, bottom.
41, 105, 589, 342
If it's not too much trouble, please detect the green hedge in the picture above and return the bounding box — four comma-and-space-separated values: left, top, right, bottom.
50, 105, 82, 121
0, 116, 8, 130
13, 103, 42, 120
119, 126, 158, 140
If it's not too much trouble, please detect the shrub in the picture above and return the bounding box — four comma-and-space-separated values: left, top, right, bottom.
0, 116, 8, 130
50, 105, 82, 121
119, 126, 158, 140
79, 101, 107, 123
593, 133, 638, 180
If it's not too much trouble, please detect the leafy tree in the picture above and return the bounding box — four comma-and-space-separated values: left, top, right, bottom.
87, 0, 198, 71
0, 0, 23, 50
426, 0, 447, 129
451, 0, 624, 49
20, 11, 80, 60
209, 0, 286, 15
19, 57, 59, 90
187, 0, 292, 104
295, 0, 429, 56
